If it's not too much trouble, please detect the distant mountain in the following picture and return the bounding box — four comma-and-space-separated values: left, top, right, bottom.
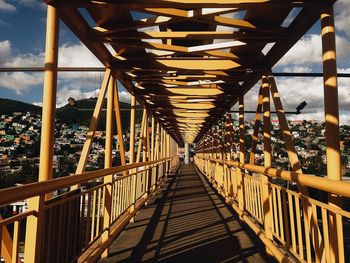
0, 98, 41, 115
0, 97, 142, 131
57, 98, 143, 131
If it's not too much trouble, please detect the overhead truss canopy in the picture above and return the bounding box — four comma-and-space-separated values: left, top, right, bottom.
46, 0, 335, 145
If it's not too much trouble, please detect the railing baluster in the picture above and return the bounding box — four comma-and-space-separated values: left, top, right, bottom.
85, 192, 92, 249
45, 209, 52, 262
277, 188, 284, 241
11, 221, 20, 263
57, 203, 64, 259
282, 189, 291, 249
122, 179, 126, 212
253, 179, 258, 220
65, 199, 72, 262
295, 195, 304, 260
258, 181, 263, 222
96, 188, 102, 235
117, 180, 122, 217
128, 176, 132, 208
272, 187, 279, 237
91, 189, 97, 241
111, 181, 116, 222
79, 194, 85, 251
336, 213, 345, 263
302, 200, 312, 263
288, 193, 297, 254
321, 207, 330, 262
0, 226, 2, 260
311, 203, 321, 263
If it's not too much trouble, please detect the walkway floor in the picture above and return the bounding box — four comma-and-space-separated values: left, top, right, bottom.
99, 163, 270, 263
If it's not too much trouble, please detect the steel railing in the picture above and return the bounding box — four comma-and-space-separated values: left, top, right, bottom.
0, 156, 179, 263
194, 155, 350, 263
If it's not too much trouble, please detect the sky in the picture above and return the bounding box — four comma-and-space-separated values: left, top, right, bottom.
0, 0, 350, 123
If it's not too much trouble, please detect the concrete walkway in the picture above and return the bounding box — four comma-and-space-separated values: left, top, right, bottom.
99, 163, 269, 263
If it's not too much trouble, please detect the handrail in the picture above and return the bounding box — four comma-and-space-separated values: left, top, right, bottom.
199, 156, 350, 198
0, 157, 175, 207
0, 211, 36, 227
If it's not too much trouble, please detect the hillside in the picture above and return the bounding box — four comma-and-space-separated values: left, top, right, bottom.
0, 98, 41, 114
57, 98, 143, 131
0, 97, 142, 131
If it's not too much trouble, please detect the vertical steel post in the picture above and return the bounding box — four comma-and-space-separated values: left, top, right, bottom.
39, 6, 59, 183
321, 5, 344, 262
101, 75, 114, 258
184, 143, 190, 164
144, 113, 151, 194
262, 77, 272, 169
129, 95, 136, 165
24, 5, 59, 262
154, 122, 160, 184
113, 80, 126, 169
75, 70, 110, 176
155, 122, 160, 161
261, 75, 273, 251
150, 118, 156, 189
129, 95, 136, 221
268, 75, 302, 172
136, 109, 146, 163
151, 116, 155, 161
249, 86, 263, 165
237, 96, 245, 211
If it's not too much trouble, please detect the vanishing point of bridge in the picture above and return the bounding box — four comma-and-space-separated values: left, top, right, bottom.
1, 0, 350, 262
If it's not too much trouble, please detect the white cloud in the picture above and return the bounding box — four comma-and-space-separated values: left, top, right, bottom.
0, 40, 12, 65
338, 68, 350, 73
0, 0, 16, 12
335, 0, 350, 38
275, 77, 324, 112
55, 87, 131, 108
0, 40, 118, 110
58, 44, 102, 67
287, 111, 325, 122
56, 87, 98, 108
275, 1, 350, 69
3, 51, 44, 67
0, 40, 103, 93
0, 40, 102, 68
32, 101, 42, 107
276, 33, 350, 68
277, 34, 322, 66
340, 113, 350, 125
241, 72, 350, 125
335, 35, 350, 65
17, 0, 46, 9
0, 72, 42, 94
118, 90, 131, 103
0, 0, 45, 13
282, 66, 312, 73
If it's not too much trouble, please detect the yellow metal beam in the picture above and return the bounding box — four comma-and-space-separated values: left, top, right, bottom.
113, 80, 127, 170
24, 5, 59, 262
101, 74, 114, 258
260, 74, 273, 254
321, 5, 344, 262
75, 69, 111, 175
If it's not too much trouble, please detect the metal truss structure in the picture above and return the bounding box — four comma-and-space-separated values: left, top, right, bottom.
1, 0, 349, 262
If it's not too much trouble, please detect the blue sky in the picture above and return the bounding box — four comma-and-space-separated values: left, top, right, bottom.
0, 0, 131, 106
0, 0, 350, 122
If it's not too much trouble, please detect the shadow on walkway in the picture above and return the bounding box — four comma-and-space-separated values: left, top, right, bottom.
99, 163, 270, 263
